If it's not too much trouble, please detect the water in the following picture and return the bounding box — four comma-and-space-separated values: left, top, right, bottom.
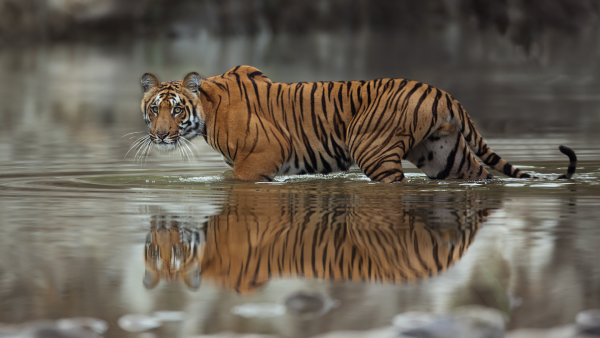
1, 30, 600, 338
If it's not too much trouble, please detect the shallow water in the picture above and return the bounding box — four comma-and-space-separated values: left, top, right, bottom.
1, 30, 600, 337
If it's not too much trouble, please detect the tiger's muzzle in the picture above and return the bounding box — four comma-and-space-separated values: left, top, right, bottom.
151, 132, 179, 150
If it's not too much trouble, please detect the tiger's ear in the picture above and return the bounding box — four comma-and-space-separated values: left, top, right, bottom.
141, 73, 160, 93
183, 72, 202, 97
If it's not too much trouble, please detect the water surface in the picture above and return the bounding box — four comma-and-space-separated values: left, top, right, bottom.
1, 31, 600, 338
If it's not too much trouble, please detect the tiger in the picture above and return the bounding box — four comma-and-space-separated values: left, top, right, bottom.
143, 187, 492, 292
138, 65, 577, 182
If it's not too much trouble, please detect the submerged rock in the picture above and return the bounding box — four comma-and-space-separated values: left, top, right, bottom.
284, 292, 340, 318
0, 318, 107, 338
230, 303, 286, 318
392, 311, 441, 332
153, 311, 187, 322
393, 306, 504, 338
56, 318, 108, 335
505, 326, 579, 338
117, 314, 161, 332
309, 326, 400, 338
312, 306, 505, 338
576, 309, 600, 335
190, 332, 279, 338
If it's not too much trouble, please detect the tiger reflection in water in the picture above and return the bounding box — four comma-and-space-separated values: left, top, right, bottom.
143, 187, 494, 292
144, 215, 205, 289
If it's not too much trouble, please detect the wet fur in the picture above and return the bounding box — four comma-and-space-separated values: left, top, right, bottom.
140, 65, 576, 182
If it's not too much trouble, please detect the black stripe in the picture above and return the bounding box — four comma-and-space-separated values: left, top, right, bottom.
434, 132, 461, 179
319, 153, 332, 174
247, 74, 262, 108
321, 87, 328, 122
455, 144, 468, 175
412, 85, 431, 127
400, 82, 423, 113
486, 153, 500, 166
503, 163, 513, 176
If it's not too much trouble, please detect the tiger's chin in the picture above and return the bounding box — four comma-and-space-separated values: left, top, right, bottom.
153, 140, 179, 152
157, 143, 177, 152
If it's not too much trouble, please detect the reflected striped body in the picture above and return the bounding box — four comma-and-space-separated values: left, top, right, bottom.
199, 220, 481, 293
142, 188, 488, 293
140, 65, 576, 182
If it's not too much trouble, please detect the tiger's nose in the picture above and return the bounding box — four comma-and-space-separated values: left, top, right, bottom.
156, 132, 169, 140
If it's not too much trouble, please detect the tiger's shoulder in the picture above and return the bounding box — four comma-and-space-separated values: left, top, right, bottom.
220, 65, 273, 83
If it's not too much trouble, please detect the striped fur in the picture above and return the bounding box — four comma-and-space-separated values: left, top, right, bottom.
140, 65, 577, 182
143, 215, 204, 290
199, 215, 482, 293
142, 197, 488, 293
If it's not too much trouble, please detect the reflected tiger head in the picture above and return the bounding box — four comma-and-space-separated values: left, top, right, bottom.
140, 72, 204, 151
143, 216, 206, 290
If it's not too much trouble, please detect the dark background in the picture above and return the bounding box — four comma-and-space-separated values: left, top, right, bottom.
3, 0, 598, 51
2, 0, 599, 138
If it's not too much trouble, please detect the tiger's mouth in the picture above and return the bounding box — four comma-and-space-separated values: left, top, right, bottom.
151, 134, 180, 150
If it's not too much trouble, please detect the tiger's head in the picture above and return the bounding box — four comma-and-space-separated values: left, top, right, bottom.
140, 72, 204, 151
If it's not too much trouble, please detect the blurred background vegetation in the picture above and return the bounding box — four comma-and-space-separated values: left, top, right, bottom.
2, 0, 598, 52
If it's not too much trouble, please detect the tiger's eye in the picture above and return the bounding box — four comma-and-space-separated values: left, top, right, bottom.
173, 107, 182, 114
150, 106, 158, 114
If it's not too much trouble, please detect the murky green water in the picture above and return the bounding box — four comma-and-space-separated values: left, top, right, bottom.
1, 31, 600, 337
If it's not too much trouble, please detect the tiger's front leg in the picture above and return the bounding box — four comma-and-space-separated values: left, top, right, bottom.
233, 152, 284, 182
230, 136, 292, 182
227, 117, 292, 182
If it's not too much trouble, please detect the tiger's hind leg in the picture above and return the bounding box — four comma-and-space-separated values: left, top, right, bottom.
349, 136, 411, 183
404, 126, 491, 180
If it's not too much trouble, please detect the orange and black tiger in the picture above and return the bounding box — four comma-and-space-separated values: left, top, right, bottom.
138, 65, 577, 182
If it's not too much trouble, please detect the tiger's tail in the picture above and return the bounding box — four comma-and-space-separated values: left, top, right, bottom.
454, 103, 577, 179
556, 145, 577, 179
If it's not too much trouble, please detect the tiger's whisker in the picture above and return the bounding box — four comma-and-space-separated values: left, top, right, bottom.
135, 139, 151, 164
183, 144, 194, 166
120, 131, 147, 138
181, 137, 201, 158
177, 143, 186, 163
134, 139, 151, 162
143, 141, 154, 164
180, 143, 192, 164
178, 142, 194, 166
126, 135, 147, 152
140, 141, 150, 165
180, 140, 196, 161
126, 136, 150, 160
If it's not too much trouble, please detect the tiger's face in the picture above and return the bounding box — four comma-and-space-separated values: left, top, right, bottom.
140, 72, 204, 151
